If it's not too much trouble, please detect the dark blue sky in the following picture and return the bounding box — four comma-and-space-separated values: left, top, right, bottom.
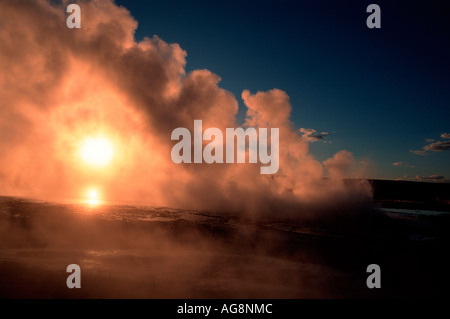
116, 0, 450, 180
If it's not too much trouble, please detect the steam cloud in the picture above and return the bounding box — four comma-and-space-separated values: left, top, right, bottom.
0, 0, 372, 219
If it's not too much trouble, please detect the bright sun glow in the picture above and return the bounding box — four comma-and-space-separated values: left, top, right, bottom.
80, 137, 114, 166
86, 188, 100, 206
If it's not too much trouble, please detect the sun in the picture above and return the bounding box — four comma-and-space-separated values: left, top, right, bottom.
80, 137, 114, 166
86, 188, 100, 206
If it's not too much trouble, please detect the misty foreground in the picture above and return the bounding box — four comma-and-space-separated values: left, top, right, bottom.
0, 196, 449, 299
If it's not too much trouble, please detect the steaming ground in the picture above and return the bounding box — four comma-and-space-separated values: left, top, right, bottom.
0, 196, 449, 298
